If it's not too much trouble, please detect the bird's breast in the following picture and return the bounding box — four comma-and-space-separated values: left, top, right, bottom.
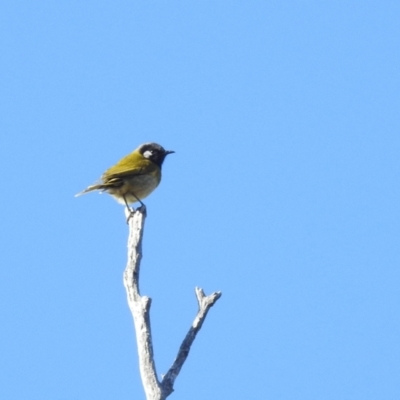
111, 173, 161, 204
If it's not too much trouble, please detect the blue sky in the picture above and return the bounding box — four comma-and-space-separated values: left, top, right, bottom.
1, 1, 399, 399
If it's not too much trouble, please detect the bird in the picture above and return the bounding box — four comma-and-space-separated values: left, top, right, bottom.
75, 142, 174, 211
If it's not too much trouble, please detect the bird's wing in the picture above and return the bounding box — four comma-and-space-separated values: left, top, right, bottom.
102, 152, 158, 181
76, 151, 159, 196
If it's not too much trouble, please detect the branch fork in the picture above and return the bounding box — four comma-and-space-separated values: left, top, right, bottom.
123, 207, 221, 400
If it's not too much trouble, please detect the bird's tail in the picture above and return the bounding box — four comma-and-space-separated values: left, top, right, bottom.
75, 184, 104, 197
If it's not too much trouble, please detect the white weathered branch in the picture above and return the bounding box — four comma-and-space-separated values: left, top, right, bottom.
160, 288, 222, 397
123, 207, 162, 400
123, 207, 222, 400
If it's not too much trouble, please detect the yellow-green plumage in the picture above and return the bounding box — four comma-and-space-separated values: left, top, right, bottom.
76, 142, 173, 206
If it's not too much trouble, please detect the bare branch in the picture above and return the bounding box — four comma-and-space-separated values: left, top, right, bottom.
160, 288, 222, 396
123, 207, 162, 400
123, 207, 222, 399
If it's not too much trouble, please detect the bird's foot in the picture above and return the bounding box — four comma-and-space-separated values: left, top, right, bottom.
125, 206, 136, 223
137, 204, 147, 217
125, 204, 147, 223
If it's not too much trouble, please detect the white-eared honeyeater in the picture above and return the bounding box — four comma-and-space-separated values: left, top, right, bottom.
76, 142, 174, 208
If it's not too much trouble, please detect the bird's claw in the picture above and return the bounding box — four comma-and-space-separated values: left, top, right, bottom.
125, 204, 147, 223
137, 204, 147, 217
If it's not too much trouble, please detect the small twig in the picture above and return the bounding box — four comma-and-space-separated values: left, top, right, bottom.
160, 288, 222, 397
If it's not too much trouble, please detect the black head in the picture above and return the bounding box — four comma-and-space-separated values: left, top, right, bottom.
138, 142, 174, 167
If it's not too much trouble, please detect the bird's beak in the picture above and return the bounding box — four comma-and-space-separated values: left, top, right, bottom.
165, 150, 175, 155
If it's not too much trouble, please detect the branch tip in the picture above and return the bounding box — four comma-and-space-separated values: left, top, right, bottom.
195, 287, 222, 310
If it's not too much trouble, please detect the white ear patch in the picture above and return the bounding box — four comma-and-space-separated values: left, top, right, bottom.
143, 150, 153, 158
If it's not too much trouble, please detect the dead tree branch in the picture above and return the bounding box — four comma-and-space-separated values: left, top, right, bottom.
123, 207, 221, 400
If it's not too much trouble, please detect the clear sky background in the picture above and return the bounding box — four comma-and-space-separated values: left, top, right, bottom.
1, 2, 399, 399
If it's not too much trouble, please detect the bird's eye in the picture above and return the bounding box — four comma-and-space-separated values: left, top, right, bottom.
143, 150, 153, 158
